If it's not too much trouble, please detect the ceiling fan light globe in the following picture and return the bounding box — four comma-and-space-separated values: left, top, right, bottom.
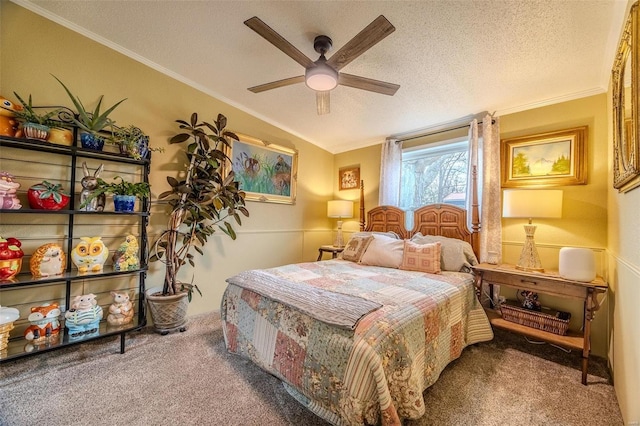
305, 65, 338, 91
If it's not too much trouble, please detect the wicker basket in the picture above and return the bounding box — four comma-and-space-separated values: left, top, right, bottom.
499, 300, 571, 335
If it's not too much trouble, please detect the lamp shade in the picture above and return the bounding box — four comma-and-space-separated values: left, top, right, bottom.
327, 200, 353, 218
502, 189, 563, 219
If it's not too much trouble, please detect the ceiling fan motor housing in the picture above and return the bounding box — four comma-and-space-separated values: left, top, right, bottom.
313, 35, 333, 55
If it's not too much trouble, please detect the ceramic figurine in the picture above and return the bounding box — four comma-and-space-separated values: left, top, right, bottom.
71, 236, 108, 273
64, 293, 103, 336
520, 290, 542, 311
0, 236, 24, 281
27, 181, 70, 210
23, 303, 61, 341
112, 235, 139, 271
30, 243, 66, 278
107, 291, 134, 326
0, 172, 21, 209
0, 96, 22, 137
0, 305, 20, 352
79, 162, 105, 212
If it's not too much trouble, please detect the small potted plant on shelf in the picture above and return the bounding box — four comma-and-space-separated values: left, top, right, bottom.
108, 125, 163, 160
52, 75, 126, 151
12, 92, 61, 142
148, 112, 249, 334
79, 176, 150, 212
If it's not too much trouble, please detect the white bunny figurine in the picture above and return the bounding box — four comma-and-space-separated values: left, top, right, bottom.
79, 162, 105, 211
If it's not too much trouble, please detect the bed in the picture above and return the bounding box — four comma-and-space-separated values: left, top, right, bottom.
221, 183, 493, 426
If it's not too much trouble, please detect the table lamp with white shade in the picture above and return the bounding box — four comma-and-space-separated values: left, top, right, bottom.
327, 200, 354, 248
502, 189, 563, 272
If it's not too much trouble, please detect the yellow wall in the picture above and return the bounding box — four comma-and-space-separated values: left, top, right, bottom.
336, 94, 610, 360
607, 3, 640, 423
0, 2, 334, 319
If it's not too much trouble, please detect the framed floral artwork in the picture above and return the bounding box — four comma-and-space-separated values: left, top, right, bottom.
229, 133, 297, 204
339, 165, 360, 191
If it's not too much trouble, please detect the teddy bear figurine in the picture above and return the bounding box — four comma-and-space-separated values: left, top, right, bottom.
64, 293, 103, 336
107, 291, 134, 326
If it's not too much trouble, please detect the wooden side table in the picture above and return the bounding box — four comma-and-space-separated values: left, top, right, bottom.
472, 263, 608, 385
317, 245, 344, 261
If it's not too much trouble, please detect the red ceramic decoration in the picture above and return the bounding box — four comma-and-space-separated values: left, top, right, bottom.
0, 236, 24, 281
27, 181, 70, 210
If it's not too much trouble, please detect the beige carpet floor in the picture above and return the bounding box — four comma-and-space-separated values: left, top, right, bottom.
0, 312, 623, 426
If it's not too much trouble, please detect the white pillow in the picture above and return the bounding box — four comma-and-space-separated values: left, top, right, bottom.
359, 234, 404, 268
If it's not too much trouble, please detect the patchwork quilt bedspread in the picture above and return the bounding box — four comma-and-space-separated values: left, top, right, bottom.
221, 259, 493, 426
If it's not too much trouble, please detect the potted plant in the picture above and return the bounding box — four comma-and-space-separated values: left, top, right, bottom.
108, 125, 163, 160
52, 75, 126, 151
12, 92, 61, 142
79, 176, 150, 212
148, 112, 249, 334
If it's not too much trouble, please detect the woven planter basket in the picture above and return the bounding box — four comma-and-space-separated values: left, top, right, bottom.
145, 287, 189, 334
500, 300, 570, 336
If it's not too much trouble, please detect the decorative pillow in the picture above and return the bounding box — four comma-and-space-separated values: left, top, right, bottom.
359, 234, 404, 268
411, 233, 478, 272
400, 240, 441, 274
341, 235, 374, 262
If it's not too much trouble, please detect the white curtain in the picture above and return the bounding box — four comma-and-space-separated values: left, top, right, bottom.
379, 138, 402, 206
466, 114, 502, 264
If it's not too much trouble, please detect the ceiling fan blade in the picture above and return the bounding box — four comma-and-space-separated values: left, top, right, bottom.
338, 73, 399, 96
327, 15, 395, 71
248, 76, 305, 93
316, 91, 330, 115
245, 17, 315, 69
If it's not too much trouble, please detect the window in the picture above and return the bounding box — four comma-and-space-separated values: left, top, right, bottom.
400, 138, 469, 211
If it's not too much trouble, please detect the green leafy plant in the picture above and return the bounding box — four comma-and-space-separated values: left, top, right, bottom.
108, 125, 164, 160
79, 176, 150, 209
52, 74, 126, 135
150, 113, 249, 298
12, 92, 61, 126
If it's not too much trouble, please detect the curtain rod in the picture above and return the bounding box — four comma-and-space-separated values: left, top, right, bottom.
396, 119, 495, 143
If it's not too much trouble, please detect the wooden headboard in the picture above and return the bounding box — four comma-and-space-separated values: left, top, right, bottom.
357, 167, 480, 256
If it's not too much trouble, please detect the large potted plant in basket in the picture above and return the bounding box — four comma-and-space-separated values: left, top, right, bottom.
148, 113, 249, 334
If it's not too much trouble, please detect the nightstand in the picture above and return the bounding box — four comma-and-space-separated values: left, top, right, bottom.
472, 263, 608, 385
317, 245, 344, 261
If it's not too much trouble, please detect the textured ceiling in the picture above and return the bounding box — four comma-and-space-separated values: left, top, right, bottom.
17, 0, 627, 153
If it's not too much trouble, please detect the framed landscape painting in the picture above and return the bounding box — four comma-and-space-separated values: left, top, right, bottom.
501, 126, 588, 187
229, 133, 297, 204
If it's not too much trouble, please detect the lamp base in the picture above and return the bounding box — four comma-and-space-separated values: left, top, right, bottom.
333, 220, 345, 248
516, 224, 544, 273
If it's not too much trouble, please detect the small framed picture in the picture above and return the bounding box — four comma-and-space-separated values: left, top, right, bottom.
339, 165, 360, 191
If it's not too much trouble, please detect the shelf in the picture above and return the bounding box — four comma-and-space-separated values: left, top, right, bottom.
0, 208, 150, 216
0, 266, 148, 289
0, 135, 149, 165
486, 309, 583, 350
1, 126, 149, 362
0, 317, 146, 362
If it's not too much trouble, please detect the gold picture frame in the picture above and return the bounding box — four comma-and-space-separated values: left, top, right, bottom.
229, 133, 298, 204
339, 165, 360, 191
501, 127, 588, 188
612, 2, 640, 192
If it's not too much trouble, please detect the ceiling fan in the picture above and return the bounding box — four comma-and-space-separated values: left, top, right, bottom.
244, 15, 400, 115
